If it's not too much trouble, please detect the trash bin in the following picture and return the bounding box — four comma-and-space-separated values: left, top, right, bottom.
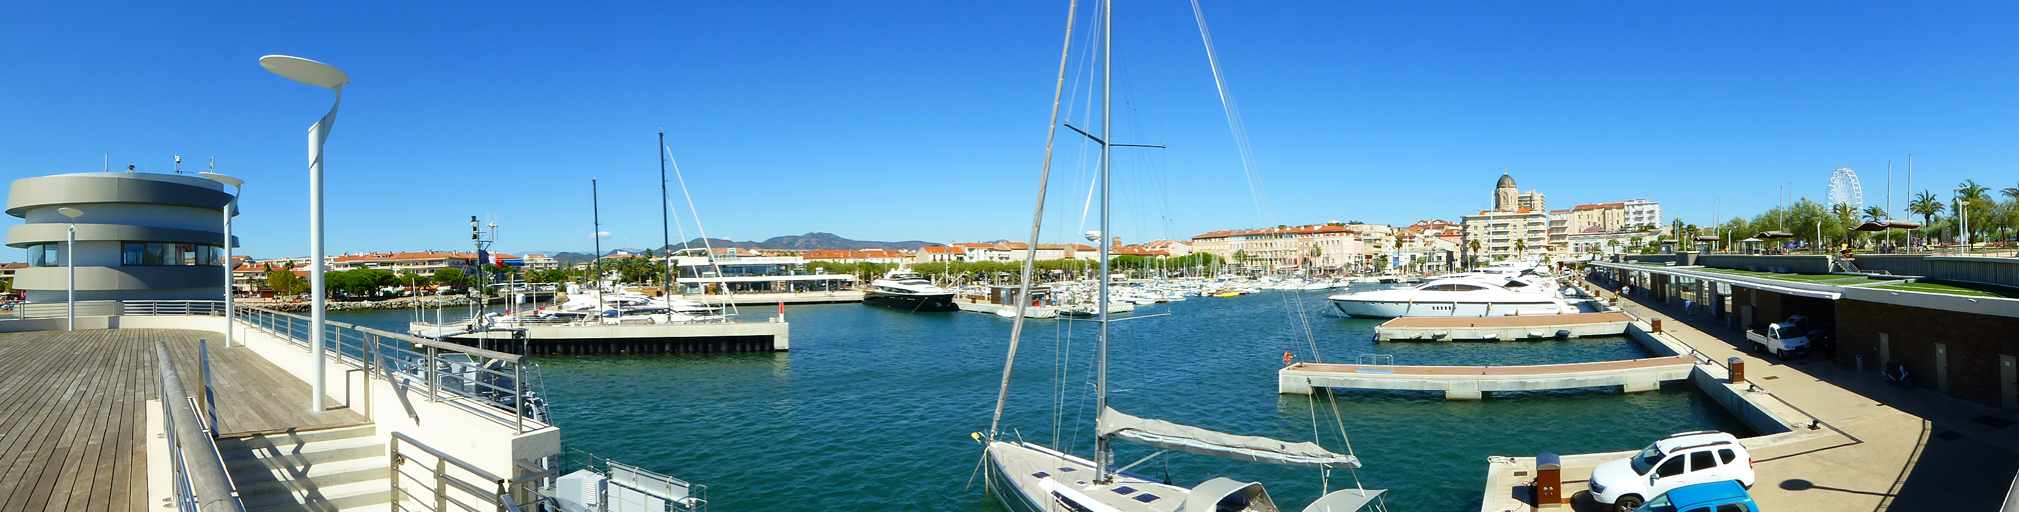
1729, 356, 1745, 384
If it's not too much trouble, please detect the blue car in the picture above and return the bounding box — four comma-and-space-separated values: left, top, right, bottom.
1633, 480, 1759, 512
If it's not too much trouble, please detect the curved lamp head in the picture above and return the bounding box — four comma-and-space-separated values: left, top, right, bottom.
57, 207, 83, 219
259, 55, 349, 89
199, 172, 245, 188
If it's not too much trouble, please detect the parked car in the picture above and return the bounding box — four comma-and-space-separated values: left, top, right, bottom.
1744, 318, 1811, 359
1631, 480, 1760, 512
1590, 431, 1755, 512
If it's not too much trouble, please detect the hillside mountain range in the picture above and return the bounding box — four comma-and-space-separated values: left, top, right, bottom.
540, 232, 939, 265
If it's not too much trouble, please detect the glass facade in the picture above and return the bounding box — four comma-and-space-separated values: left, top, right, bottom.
121, 242, 224, 266
27, 244, 58, 267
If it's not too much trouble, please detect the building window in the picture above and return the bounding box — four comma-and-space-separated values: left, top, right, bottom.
121, 242, 225, 266
28, 244, 58, 267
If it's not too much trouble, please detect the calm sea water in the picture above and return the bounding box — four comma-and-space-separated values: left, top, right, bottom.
330, 286, 1749, 512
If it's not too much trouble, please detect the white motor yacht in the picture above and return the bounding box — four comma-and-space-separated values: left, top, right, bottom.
1328, 277, 1577, 318
864, 270, 959, 312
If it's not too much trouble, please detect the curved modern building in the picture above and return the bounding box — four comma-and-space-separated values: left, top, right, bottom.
6, 172, 237, 302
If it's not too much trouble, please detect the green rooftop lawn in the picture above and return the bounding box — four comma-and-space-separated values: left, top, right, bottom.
1874, 281, 2019, 299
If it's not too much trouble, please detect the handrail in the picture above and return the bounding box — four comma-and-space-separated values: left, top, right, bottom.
391, 431, 554, 512
155, 341, 245, 512
231, 303, 546, 433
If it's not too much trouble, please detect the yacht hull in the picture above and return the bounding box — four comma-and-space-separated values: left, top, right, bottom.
862, 290, 959, 312
1330, 298, 1573, 318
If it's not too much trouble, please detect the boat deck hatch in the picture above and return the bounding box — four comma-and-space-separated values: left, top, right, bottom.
1134, 493, 1161, 503
1032, 471, 1050, 479
1113, 486, 1137, 494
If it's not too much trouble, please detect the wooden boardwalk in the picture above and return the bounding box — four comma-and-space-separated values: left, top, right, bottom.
0, 329, 366, 512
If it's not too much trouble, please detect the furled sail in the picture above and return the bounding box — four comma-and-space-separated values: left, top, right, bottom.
1097, 408, 1359, 467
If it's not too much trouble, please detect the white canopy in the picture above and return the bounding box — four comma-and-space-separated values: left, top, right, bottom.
1098, 408, 1359, 467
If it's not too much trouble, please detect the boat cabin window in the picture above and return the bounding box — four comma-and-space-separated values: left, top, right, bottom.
1426, 283, 1487, 292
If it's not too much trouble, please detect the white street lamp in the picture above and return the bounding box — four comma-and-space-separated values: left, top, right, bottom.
261, 55, 348, 412
200, 172, 243, 348
58, 207, 82, 331
1953, 187, 1969, 255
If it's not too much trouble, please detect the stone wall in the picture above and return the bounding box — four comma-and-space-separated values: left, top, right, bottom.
1851, 254, 1930, 276
1834, 298, 2019, 410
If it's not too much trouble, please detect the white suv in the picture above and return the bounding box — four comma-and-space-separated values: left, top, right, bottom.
1588, 431, 1754, 512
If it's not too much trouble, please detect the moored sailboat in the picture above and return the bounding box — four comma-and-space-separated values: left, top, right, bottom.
976, 1, 1387, 510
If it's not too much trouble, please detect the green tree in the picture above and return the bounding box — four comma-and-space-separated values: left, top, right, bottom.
265, 263, 307, 296
433, 268, 466, 287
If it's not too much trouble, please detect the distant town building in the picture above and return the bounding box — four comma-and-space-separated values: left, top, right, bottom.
1461, 172, 1551, 263
1141, 240, 1192, 258
521, 254, 559, 271
331, 251, 519, 275
1191, 223, 1373, 273
915, 245, 966, 264
1623, 198, 1662, 228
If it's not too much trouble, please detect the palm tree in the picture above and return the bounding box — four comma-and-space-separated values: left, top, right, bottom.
1862, 206, 1887, 222
1514, 239, 1528, 257
2003, 182, 2019, 202
1908, 190, 1945, 249
1466, 239, 1481, 269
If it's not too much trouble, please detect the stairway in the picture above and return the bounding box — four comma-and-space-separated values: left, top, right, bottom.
218, 424, 391, 512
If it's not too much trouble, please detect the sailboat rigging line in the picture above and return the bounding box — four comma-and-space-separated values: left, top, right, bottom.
662, 143, 738, 318
1190, 0, 1272, 225
592, 179, 605, 316
985, 0, 1079, 443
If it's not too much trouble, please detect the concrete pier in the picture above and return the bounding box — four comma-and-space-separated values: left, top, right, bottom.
1373, 312, 1633, 342
443, 320, 790, 355
1278, 356, 1699, 400
685, 291, 863, 306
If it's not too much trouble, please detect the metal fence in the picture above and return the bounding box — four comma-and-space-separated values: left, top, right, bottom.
13, 299, 229, 319
391, 432, 555, 512
232, 304, 548, 433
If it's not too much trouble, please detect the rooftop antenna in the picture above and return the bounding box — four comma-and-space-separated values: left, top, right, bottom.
174, 155, 182, 174
128, 164, 136, 173
103, 154, 108, 172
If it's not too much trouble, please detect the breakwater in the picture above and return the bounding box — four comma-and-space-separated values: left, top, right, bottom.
247, 295, 480, 313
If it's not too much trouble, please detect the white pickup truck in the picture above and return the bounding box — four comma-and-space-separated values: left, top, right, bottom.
1746, 318, 1811, 359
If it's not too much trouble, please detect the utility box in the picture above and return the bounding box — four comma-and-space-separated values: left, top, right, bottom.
1535, 452, 1562, 506
1651, 318, 1663, 333
556, 469, 607, 512
1729, 357, 1745, 384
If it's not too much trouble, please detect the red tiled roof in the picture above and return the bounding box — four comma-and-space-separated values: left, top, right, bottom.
921, 246, 964, 254
1192, 224, 1351, 240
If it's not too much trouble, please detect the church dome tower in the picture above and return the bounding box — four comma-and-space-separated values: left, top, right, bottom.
1494, 172, 1518, 212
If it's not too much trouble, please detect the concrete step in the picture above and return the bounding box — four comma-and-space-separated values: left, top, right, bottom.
229, 456, 387, 497
238, 478, 391, 512
223, 435, 384, 470
219, 424, 377, 454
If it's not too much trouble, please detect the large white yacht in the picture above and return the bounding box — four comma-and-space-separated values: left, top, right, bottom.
864, 270, 959, 312
1328, 277, 1578, 318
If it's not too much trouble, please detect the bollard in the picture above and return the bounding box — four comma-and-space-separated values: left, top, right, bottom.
1535, 452, 1562, 506
1729, 356, 1745, 384
1651, 318, 1662, 333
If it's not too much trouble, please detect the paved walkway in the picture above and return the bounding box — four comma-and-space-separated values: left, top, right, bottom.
1580, 276, 2019, 511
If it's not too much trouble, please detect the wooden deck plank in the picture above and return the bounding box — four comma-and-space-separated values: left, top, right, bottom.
0, 332, 77, 509
0, 333, 99, 511
0, 328, 368, 512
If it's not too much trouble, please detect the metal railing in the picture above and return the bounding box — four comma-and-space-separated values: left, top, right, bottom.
552, 448, 708, 512
390, 431, 555, 512
12, 299, 228, 319
233, 304, 548, 433
155, 341, 244, 512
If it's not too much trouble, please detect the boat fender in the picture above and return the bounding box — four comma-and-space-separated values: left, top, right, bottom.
1283, 351, 1294, 366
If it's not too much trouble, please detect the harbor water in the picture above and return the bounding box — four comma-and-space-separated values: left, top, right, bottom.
330, 285, 1750, 511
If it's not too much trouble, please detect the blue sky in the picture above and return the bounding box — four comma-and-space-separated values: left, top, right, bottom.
3, 1, 2015, 259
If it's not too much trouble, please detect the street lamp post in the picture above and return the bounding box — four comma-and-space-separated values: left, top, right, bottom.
200, 172, 243, 347
58, 208, 82, 331
261, 55, 348, 412
1953, 187, 1969, 255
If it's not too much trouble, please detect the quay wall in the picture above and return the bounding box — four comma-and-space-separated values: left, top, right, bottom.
1851, 254, 1931, 276
1624, 318, 1795, 435
1928, 256, 2019, 289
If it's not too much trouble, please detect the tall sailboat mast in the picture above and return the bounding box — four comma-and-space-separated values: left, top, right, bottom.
659, 131, 673, 296
592, 179, 604, 315
1094, 0, 1114, 485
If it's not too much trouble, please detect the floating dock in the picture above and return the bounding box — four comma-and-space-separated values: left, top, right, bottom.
439, 319, 790, 355
684, 291, 864, 306
1278, 355, 1700, 400
1372, 311, 1633, 342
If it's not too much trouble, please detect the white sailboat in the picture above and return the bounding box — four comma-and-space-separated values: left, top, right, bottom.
978, 2, 1385, 511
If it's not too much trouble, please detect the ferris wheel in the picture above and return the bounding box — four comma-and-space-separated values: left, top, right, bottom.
1828, 167, 1863, 212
